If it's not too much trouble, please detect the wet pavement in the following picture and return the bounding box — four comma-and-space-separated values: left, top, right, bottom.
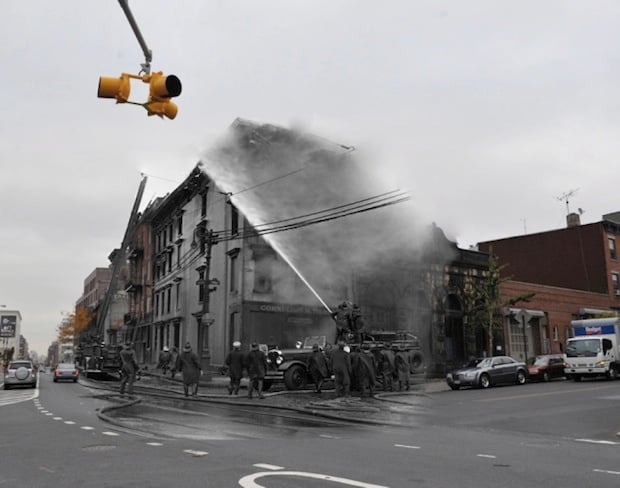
102, 371, 450, 427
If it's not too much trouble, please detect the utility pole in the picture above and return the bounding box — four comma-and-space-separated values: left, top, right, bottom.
194, 229, 218, 380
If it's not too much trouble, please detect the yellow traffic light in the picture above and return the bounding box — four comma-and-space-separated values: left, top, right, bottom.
97, 74, 131, 103
144, 72, 182, 120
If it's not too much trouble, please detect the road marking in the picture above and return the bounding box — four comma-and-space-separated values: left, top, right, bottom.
320, 434, 341, 439
53, 417, 63, 421
394, 444, 421, 449
40, 410, 48, 413
102, 431, 120, 437
64, 421, 76, 425
45, 413, 53, 416
593, 469, 620, 476
478, 384, 617, 402
184, 449, 208, 457
239, 470, 390, 487
253, 464, 284, 470
477, 454, 497, 459
81, 426, 95, 431
576, 438, 619, 445
146, 442, 163, 446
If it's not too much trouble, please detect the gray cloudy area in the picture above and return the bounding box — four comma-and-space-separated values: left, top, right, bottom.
1, 1, 618, 355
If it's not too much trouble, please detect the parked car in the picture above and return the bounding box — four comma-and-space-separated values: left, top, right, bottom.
3, 360, 37, 390
527, 354, 566, 382
53, 363, 80, 383
446, 355, 528, 390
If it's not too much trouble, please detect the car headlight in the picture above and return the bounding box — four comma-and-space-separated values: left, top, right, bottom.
464, 371, 477, 379
276, 355, 284, 366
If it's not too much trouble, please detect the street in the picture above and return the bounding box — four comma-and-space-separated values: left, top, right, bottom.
1, 372, 619, 487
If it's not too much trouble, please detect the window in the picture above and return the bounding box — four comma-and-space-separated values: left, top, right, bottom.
166, 287, 171, 313
177, 244, 182, 268
612, 272, 619, 294
228, 250, 240, 293
609, 236, 617, 260
177, 214, 183, 236
231, 204, 239, 236
201, 190, 208, 218
553, 325, 559, 342
176, 283, 181, 310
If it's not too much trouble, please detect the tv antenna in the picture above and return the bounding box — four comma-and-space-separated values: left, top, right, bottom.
556, 188, 579, 215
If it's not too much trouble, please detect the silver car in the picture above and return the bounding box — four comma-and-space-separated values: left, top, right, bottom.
446, 355, 528, 390
3, 360, 37, 390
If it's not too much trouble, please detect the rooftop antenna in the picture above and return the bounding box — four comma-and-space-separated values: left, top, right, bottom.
556, 188, 579, 215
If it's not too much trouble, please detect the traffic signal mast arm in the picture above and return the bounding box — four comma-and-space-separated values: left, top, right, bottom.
118, 0, 152, 75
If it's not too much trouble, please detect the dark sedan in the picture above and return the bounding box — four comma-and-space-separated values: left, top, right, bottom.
527, 354, 566, 382
53, 363, 80, 383
446, 355, 528, 390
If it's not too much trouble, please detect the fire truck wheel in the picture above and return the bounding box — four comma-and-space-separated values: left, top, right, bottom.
284, 365, 308, 390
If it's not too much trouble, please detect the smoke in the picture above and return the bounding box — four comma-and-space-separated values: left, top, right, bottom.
200, 118, 456, 309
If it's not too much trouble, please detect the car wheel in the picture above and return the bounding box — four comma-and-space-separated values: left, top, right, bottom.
3, 384, 9, 390
479, 373, 491, 389
262, 379, 272, 391
73, 379, 78, 383
607, 368, 618, 380
53, 378, 58, 383
573, 374, 582, 382
284, 364, 308, 390
516, 370, 527, 385
449, 384, 460, 390
543, 371, 550, 382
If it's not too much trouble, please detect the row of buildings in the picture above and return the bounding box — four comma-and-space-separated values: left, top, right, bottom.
72, 119, 620, 375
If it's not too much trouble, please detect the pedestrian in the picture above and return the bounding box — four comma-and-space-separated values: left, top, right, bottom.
379, 343, 396, 392
356, 343, 377, 398
170, 346, 179, 378
306, 343, 330, 393
156, 346, 172, 375
395, 344, 411, 391
175, 342, 202, 397
245, 342, 267, 399
225, 341, 245, 395
330, 341, 352, 397
119, 342, 139, 396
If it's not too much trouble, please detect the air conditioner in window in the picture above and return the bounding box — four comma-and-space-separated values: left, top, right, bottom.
615, 289, 620, 297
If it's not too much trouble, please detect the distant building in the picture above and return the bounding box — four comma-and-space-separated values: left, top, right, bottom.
478, 212, 620, 361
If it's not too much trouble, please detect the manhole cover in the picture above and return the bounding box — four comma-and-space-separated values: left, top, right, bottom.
82, 445, 117, 452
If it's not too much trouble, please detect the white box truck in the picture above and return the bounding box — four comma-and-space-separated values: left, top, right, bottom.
565, 317, 620, 381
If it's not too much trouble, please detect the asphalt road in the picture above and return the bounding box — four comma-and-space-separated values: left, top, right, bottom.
1, 373, 620, 487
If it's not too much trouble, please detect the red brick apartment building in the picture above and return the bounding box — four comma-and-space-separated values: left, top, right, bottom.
478, 212, 620, 361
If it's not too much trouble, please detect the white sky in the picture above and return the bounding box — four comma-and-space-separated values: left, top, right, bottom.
1, 0, 618, 356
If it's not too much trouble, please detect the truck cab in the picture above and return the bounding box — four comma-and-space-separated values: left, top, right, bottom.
564, 318, 620, 381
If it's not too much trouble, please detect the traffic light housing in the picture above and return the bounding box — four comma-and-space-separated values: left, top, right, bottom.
97, 74, 131, 103
97, 71, 182, 119
144, 72, 182, 120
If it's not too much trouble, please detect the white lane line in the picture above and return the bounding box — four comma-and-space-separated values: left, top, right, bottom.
146, 442, 163, 447
64, 421, 76, 425
45, 413, 53, 416
239, 471, 390, 487
477, 454, 497, 459
593, 469, 620, 476
319, 434, 341, 439
40, 410, 48, 413
102, 431, 120, 437
253, 463, 284, 471
394, 444, 421, 450
576, 438, 619, 445
183, 449, 208, 457
81, 426, 95, 431
53, 417, 63, 421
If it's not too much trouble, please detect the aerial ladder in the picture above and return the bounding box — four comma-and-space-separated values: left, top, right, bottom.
78, 175, 147, 377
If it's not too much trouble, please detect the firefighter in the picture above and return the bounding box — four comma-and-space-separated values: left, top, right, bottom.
157, 346, 172, 375
395, 344, 412, 391
379, 342, 396, 392
330, 341, 352, 397
225, 341, 244, 395
176, 342, 202, 397
307, 343, 330, 394
246, 342, 267, 399
119, 343, 139, 396
356, 343, 377, 398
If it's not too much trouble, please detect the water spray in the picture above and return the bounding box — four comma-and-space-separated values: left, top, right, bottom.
263, 237, 333, 315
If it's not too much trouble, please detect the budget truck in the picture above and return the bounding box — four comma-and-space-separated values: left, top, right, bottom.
564, 317, 620, 381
